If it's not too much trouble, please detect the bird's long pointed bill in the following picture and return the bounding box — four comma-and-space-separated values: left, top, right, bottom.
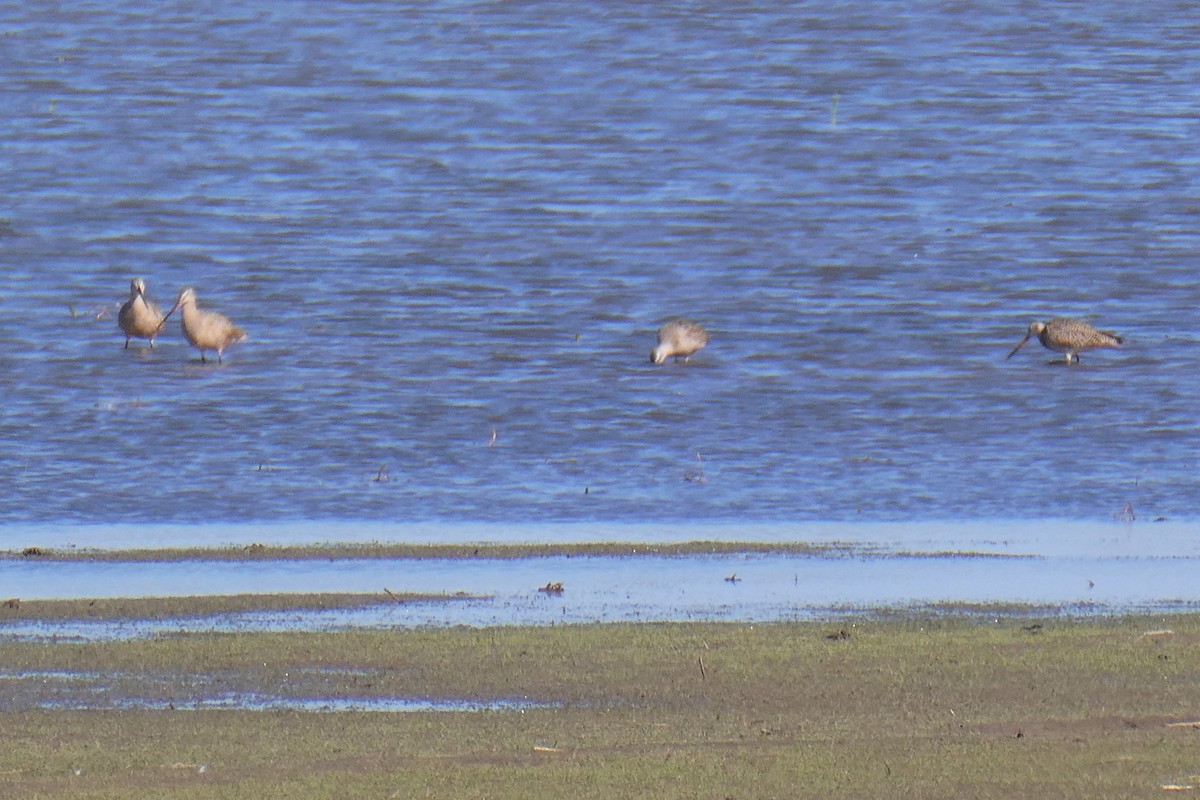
1006, 333, 1032, 360
156, 302, 181, 332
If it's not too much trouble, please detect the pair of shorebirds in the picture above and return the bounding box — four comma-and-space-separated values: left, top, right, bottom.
651, 317, 1123, 365
118, 279, 247, 364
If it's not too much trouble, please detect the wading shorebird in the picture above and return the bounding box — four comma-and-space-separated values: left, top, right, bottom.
651, 319, 709, 364
161, 287, 247, 364
1006, 318, 1123, 364
117, 278, 165, 349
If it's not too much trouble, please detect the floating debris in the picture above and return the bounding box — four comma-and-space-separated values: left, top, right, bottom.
167, 762, 208, 774
68, 302, 116, 320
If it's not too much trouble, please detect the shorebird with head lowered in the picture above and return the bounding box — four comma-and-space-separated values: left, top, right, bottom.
1006, 317, 1123, 364
651, 319, 709, 364
117, 278, 166, 349
160, 287, 247, 364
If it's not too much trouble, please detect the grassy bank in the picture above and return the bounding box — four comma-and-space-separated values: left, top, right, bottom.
1, 610, 1198, 798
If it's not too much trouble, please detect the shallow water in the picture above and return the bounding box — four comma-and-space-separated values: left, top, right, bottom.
0, 669, 551, 713
3, 2, 1199, 636
3, 2, 1200, 528
2, 520, 1197, 638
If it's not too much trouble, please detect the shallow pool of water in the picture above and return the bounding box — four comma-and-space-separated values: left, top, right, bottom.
2, 519, 1197, 640
0, 668, 553, 713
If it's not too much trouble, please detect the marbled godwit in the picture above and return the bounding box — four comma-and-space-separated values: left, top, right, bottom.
651, 319, 709, 364
117, 278, 165, 349
1006, 318, 1123, 364
162, 288, 247, 364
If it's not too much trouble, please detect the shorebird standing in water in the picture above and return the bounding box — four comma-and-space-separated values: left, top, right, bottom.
1006, 318, 1123, 364
117, 278, 166, 349
651, 319, 709, 364
161, 287, 247, 364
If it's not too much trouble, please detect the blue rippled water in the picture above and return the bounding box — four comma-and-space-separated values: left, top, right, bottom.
3, 1, 1200, 527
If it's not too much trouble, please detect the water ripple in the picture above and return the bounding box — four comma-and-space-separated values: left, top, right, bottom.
3, 1, 1200, 526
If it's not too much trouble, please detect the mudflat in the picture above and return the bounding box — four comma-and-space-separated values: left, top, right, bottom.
4, 540, 856, 562
1, 601, 1197, 798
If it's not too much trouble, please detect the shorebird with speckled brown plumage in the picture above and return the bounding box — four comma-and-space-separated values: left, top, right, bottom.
161, 288, 247, 364
117, 278, 166, 349
1006, 318, 1123, 364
